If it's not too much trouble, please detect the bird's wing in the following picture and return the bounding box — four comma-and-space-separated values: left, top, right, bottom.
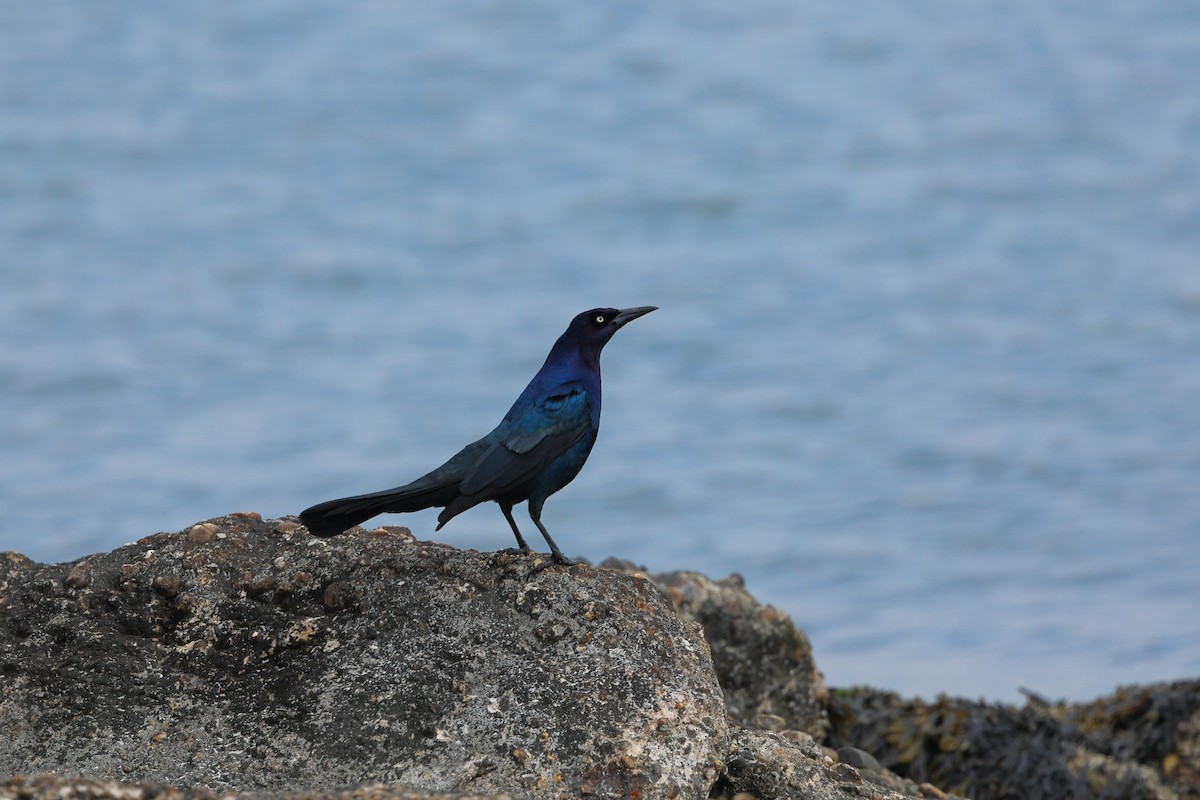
458, 382, 594, 498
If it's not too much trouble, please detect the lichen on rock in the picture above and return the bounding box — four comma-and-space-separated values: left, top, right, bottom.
0, 514, 726, 799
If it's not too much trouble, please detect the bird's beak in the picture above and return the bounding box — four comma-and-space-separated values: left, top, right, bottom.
611, 306, 658, 329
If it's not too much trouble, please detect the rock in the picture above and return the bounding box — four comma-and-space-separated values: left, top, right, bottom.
0, 515, 727, 799
826, 685, 1200, 800
1, 774, 512, 799
604, 561, 828, 737
710, 729, 918, 800
4, 513, 1194, 800
838, 746, 883, 773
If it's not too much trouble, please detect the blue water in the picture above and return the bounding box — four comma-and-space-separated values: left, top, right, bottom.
2, 2, 1199, 703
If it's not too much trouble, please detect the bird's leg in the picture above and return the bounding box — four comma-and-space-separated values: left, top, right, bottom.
498, 502, 532, 554
529, 506, 576, 567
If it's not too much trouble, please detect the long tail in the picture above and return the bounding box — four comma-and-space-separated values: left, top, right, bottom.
299, 481, 458, 538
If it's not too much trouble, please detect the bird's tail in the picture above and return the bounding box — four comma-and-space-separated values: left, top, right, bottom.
299, 480, 457, 538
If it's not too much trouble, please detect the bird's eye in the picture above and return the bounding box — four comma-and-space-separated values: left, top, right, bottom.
595, 314, 606, 324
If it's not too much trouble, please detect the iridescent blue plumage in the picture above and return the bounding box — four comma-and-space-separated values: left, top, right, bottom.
300, 306, 656, 565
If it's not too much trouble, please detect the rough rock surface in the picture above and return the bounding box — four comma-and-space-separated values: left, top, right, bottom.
606, 561, 828, 737
0, 514, 726, 798
826, 683, 1200, 800
4, 513, 1197, 800
0, 775, 510, 800
710, 729, 952, 800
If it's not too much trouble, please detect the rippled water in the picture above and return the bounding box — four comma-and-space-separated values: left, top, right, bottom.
2, 1, 1199, 701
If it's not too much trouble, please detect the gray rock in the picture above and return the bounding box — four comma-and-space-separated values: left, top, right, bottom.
11, 512, 1191, 800
604, 562, 829, 737
1, 775, 512, 800
710, 729, 914, 800
0, 514, 727, 799
838, 746, 883, 773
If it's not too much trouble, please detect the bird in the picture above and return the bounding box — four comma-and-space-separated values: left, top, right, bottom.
300, 306, 657, 566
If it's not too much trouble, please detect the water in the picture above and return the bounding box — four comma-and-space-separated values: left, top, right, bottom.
2, 1, 1199, 703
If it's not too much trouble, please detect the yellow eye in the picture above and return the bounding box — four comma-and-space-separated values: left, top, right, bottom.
595, 314, 606, 324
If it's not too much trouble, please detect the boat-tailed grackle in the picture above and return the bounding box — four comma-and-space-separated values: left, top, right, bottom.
300, 306, 657, 565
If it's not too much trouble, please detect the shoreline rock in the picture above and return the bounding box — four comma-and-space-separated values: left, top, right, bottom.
1, 515, 1196, 799
826, 682, 1200, 800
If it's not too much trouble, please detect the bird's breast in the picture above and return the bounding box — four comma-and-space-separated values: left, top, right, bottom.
528, 428, 599, 501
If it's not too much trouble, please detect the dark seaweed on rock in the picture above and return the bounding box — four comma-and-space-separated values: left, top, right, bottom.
825, 685, 1200, 800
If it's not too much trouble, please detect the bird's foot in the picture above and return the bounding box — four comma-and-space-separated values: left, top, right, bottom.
499, 545, 533, 555
524, 551, 576, 578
